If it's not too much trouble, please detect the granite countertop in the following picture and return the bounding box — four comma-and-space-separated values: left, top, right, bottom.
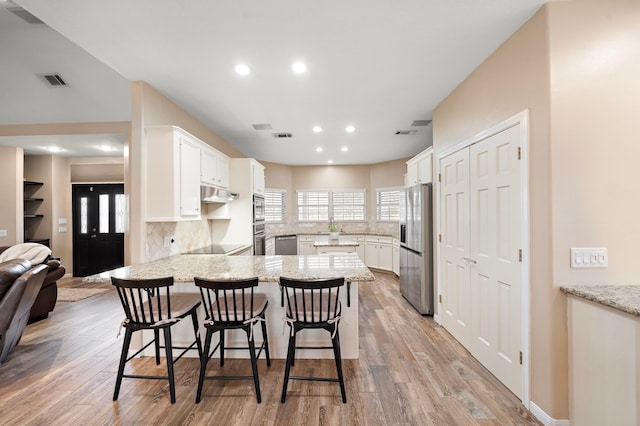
561, 285, 640, 317
84, 254, 375, 283
313, 236, 359, 247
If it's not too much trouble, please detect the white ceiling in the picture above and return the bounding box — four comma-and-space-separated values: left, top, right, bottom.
2, 0, 546, 165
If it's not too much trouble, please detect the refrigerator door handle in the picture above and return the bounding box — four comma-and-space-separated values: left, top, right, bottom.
462, 257, 477, 264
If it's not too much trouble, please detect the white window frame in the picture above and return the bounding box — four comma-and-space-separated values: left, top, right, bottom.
264, 188, 286, 223
376, 186, 402, 222
296, 190, 330, 221
296, 189, 366, 222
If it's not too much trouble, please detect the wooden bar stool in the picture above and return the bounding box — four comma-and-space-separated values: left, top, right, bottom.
194, 277, 271, 403
279, 276, 347, 403
111, 276, 202, 404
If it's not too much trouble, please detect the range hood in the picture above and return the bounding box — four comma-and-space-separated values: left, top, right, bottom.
200, 185, 239, 203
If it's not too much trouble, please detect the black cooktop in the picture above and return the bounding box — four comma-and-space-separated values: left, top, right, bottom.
185, 244, 244, 254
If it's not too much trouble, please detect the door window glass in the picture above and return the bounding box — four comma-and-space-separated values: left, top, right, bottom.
115, 194, 126, 233
80, 197, 88, 234
99, 194, 109, 233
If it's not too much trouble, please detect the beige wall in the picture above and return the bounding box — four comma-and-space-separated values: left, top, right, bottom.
0, 146, 23, 246
549, 2, 640, 285
52, 156, 72, 271
432, 6, 560, 418
70, 157, 124, 183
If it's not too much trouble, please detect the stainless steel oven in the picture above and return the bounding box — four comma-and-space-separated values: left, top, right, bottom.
253, 195, 265, 222
253, 231, 266, 255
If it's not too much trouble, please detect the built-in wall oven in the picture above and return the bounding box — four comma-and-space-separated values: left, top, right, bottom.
253, 195, 266, 255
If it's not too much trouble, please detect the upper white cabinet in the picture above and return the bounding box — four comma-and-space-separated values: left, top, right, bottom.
145, 126, 201, 221
252, 161, 265, 195
200, 145, 229, 189
406, 147, 433, 186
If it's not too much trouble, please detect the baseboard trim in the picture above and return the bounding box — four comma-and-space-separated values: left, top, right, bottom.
529, 401, 570, 426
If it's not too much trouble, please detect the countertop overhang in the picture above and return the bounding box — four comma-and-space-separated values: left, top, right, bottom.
84, 253, 374, 284
561, 284, 640, 317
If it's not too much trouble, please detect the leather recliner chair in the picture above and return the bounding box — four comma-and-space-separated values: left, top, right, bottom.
0, 246, 66, 322
0, 259, 48, 364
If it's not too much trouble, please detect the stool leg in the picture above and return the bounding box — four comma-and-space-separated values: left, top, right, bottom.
260, 313, 271, 367
113, 327, 133, 401
190, 311, 202, 358
153, 329, 161, 365
164, 327, 176, 404
220, 329, 225, 367
331, 327, 347, 403
281, 329, 296, 403
196, 328, 213, 403
247, 327, 262, 403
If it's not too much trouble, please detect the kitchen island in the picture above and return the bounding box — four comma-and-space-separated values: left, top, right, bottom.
86, 253, 374, 359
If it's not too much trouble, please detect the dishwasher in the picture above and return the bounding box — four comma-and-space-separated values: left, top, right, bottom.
275, 235, 298, 255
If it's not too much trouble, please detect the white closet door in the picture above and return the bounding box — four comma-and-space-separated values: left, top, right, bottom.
469, 124, 522, 398
440, 148, 471, 347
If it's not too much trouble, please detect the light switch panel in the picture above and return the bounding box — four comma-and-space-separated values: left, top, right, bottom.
0, 230, 7, 237
571, 248, 607, 268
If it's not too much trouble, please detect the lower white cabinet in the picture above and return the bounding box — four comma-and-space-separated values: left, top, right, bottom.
392, 237, 399, 275
297, 235, 315, 255
365, 236, 393, 271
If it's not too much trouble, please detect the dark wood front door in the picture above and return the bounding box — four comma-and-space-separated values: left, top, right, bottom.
72, 184, 125, 277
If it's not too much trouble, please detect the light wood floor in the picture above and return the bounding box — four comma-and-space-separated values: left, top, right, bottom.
0, 272, 541, 425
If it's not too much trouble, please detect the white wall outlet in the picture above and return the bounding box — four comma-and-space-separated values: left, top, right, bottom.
164, 236, 172, 248
58, 226, 67, 233
0, 230, 7, 237
571, 247, 608, 268
58, 218, 67, 225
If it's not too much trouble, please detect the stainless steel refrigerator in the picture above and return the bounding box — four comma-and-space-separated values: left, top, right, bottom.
399, 183, 434, 315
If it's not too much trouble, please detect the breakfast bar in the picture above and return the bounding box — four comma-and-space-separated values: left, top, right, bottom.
85, 253, 374, 359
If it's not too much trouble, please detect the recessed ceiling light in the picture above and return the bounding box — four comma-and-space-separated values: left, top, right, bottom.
328, 160, 333, 164
345, 125, 355, 133
234, 64, 251, 76
312, 126, 322, 133
316, 147, 323, 152
292, 62, 307, 74
45, 146, 62, 153
341, 146, 348, 152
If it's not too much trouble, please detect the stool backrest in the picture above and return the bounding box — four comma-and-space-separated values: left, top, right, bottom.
111, 276, 174, 326
194, 277, 259, 323
279, 277, 344, 323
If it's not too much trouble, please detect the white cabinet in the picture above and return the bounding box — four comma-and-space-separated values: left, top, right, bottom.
297, 235, 316, 255
252, 161, 265, 195
200, 147, 229, 189
392, 237, 399, 275
364, 235, 393, 271
265, 237, 275, 255
316, 245, 356, 254
344, 235, 366, 263
406, 147, 433, 186
145, 126, 201, 221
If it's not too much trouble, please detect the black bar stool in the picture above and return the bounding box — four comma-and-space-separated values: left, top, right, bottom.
111, 276, 202, 404
193, 277, 271, 403
279, 276, 347, 403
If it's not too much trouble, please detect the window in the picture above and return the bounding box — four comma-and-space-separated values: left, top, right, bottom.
265, 189, 286, 222
297, 190, 329, 221
376, 188, 401, 221
296, 190, 366, 222
332, 190, 366, 221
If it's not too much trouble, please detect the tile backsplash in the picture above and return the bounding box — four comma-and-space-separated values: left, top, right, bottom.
266, 221, 399, 237
146, 220, 212, 261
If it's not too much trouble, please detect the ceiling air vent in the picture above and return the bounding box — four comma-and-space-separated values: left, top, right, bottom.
272, 132, 293, 139
395, 130, 417, 136
252, 123, 273, 130
39, 73, 69, 87
8, 6, 44, 24
411, 120, 432, 127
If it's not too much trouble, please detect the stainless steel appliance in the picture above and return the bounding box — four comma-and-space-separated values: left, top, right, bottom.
200, 185, 238, 203
399, 183, 434, 315
253, 195, 266, 255
275, 235, 297, 255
